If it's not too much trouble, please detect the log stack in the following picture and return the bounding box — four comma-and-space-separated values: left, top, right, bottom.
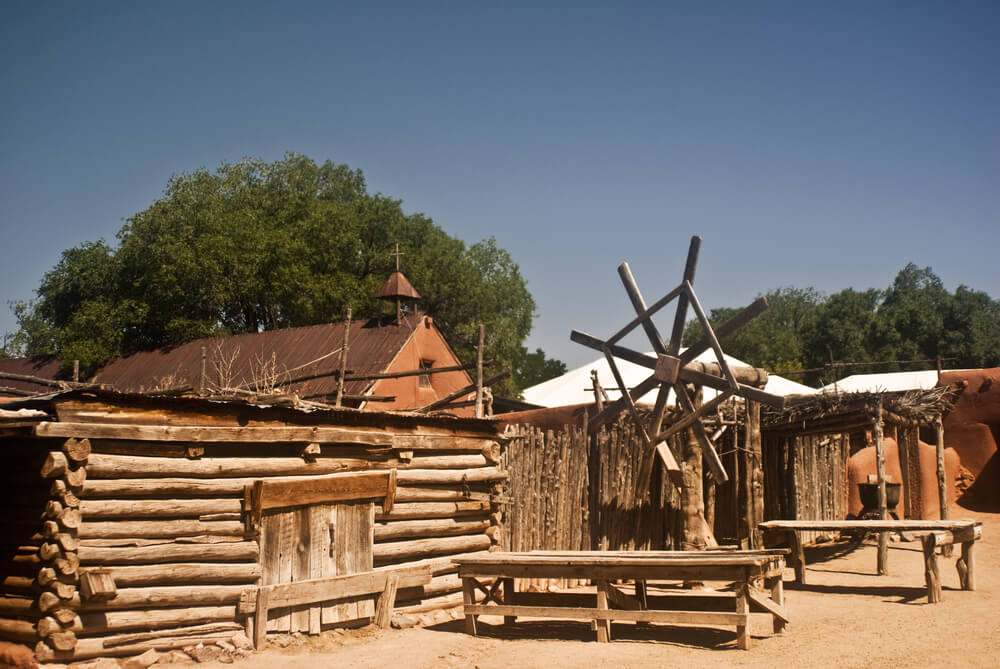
0, 392, 505, 664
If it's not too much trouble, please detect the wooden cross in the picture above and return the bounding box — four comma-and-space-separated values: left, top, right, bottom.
391, 243, 404, 272
570, 236, 786, 498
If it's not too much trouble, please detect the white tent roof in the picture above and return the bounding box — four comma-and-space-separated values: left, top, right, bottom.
523, 349, 816, 409
817, 370, 960, 394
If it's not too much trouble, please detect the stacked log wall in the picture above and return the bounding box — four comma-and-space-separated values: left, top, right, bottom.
5, 421, 502, 663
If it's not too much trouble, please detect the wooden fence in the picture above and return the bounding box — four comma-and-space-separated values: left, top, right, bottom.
501, 406, 766, 566
762, 433, 851, 545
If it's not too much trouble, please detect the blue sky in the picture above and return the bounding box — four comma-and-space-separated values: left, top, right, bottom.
2, 1, 997, 369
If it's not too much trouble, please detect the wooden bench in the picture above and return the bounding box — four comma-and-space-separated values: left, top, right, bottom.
454, 550, 788, 650
758, 520, 982, 603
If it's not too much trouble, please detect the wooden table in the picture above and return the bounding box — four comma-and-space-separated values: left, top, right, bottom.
758, 519, 982, 602
454, 550, 788, 650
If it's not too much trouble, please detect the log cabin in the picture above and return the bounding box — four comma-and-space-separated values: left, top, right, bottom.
0, 388, 504, 663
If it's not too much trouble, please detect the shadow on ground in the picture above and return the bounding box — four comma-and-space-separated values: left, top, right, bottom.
423, 617, 745, 649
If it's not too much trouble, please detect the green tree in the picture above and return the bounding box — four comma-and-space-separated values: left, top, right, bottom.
514, 347, 568, 389
682, 287, 822, 371
12, 154, 563, 394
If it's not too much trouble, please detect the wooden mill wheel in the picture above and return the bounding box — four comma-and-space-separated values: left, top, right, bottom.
570, 236, 786, 497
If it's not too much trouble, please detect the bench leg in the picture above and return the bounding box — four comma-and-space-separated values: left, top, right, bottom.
922, 534, 942, 603
502, 577, 516, 625
462, 578, 478, 635
788, 531, 806, 585
768, 575, 786, 634
595, 580, 611, 642
634, 579, 649, 628
736, 583, 750, 650
957, 541, 976, 590
877, 531, 889, 576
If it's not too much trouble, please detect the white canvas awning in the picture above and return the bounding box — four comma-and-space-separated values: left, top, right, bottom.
523, 349, 816, 409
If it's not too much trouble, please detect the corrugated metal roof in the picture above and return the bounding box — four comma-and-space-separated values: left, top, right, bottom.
0, 356, 66, 400
94, 314, 424, 401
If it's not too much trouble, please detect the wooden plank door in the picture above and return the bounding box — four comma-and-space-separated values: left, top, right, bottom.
260, 500, 374, 633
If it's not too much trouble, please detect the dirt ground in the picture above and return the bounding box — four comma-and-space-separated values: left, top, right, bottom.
194, 508, 1000, 669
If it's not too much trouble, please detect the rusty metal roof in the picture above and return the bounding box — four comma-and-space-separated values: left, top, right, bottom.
375, 271, 421, 300
93, 314, 424, 401
0, 356, 67, 400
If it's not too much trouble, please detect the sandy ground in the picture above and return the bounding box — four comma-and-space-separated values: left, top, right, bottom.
192, 508, 1000, 669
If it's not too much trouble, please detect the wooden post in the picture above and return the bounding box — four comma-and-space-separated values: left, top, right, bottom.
200, 346, 207, 395
336, 308, 351, 408
874, 402, 888, 575
935, 417, 948, 520
681, 388, 705, 550
475, 324, 485, 418
73, 360, 79, 383
896, 424, 911, 519
745, 401, 763, 549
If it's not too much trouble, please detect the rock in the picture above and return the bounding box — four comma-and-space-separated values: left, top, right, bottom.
217, 641, 236, 653
72, 660, 121, 669
187, 645, 223, 663
391, 614, 419, 629
230, 632, 254, 651
272, 636, 293, 648
154, 651, 192, 665
121, 649, 160, 669
218, 654, 234, 664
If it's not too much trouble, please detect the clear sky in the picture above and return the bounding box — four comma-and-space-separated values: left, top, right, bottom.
2, 1, 997, 369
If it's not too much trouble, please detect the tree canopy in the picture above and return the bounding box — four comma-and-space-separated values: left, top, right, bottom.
682, 264, 1000, 386
9, 154, 564, 395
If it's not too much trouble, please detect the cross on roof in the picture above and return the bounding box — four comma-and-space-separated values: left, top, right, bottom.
392, 243, 405, 272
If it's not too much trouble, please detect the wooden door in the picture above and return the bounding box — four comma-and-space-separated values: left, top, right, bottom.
259, 501, 375, 633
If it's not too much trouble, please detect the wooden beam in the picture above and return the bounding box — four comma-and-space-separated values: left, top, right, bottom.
418, 370, 511, 412
34, 421, 496, 450
249, 470, 395, 520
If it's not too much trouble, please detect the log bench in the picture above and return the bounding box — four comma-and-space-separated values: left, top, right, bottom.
758, 520, 982, 603
454, 550, 788, 650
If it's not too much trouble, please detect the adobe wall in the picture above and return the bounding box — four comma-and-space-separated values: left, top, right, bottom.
940, 368, 1000, 507
846, 435, 961, 519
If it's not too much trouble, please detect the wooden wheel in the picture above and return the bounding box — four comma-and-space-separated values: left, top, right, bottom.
571, 236, 785, 496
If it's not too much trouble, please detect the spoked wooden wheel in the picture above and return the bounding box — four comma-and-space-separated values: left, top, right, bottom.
570, 236, 786, 497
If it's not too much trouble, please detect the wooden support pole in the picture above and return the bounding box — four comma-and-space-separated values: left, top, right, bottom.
873, 402, 888, 575
475, 324, 485, 418
336, 308, 351, 408
935, 417, 948, 520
